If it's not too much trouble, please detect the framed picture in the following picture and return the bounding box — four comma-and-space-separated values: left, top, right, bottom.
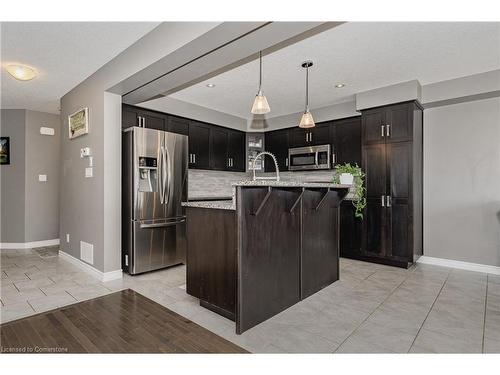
68, 107, 89, 139
0, 137, 10, 165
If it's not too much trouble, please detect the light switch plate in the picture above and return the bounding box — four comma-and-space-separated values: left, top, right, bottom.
85, 167, 93, 178
38, 174, 47, 182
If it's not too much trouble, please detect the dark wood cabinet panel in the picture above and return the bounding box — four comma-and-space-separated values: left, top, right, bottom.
387, 142, 412, 199
122, 106, 140, 129
301, 189, 341, 299
189, 121, 211, 170
362, 108, 385, 144
210, 127, 229, 170
363, 198, 386, 255
385, 103, 412, 142
310, 123, 331, 145
264, 129, 289, 172
289, 127, 309, 148
142, 111, 166, 131
388, 202, 410, 259
339, 201, 362, 257
333, 117, 362, 166
289, 123, 331, 148
363, 144, 387, 198
186, 207, 236, 317
237, 188, 301, 333
167, 116, 189, 135
227, 130, 246, 172
358, 101, 423, 268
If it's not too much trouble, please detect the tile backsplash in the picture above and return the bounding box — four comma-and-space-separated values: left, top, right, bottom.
188, 169, 338, 199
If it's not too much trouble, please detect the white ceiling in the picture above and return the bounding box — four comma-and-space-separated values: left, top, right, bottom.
1, 22, 160, 113
169, 22, 500, 119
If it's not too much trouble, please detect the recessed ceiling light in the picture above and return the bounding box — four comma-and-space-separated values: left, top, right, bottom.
206, 83, 216, 88
5, 64, 38, 81
334, 83, 346, 88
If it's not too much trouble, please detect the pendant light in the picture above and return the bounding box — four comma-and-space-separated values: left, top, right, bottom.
251, 51, 271, 115
299, 60, 315, 128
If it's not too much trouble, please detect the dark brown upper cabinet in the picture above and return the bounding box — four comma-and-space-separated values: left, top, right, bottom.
357, 101, 423, 268
289, 123, 331, 148
123, 105, 246, 173
264, 129, 290, 172
227, 130, 246, 172
331, 116, 362, 166
189, 121, 211, 170
167, 116, 189, 135
209, 127, 229, 170
362, 102, 413, 145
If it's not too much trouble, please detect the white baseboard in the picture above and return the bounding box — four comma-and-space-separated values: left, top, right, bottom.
59, 250, 123, 282
0, 239, 60, 250
417, 256, 500, 275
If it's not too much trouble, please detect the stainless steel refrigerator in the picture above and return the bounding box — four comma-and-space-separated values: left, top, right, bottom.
122, 126, 188, 275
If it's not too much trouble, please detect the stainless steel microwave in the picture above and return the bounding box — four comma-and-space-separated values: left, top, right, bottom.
288, 144, 332, 171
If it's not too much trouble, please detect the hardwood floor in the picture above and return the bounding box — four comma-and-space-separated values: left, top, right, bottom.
0, 289, 247, 353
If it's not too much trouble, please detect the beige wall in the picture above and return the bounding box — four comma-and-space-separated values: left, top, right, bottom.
0, 109, 60, 245
423, 97, 500, 267
0, 109, 26, 243
25, 110, 61, 242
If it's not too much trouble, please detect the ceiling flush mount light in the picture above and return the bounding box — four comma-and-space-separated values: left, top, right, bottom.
299, 60, 315, 128
206, 83, 216, 88
251, 51, 271, 115
334, 83, 346, 88
5, 64, 37, 81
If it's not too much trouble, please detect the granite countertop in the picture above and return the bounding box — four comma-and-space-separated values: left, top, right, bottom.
182, 200, 235, 211
231, 180, 352, 189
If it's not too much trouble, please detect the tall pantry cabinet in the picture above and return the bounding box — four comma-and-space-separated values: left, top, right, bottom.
359, 101, 423, 268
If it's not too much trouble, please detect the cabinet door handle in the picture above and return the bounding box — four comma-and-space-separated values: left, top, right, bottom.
381, 195, 385, 207
387, 195, 391, 207
381, 125, 385, 137
332, 153, 335, 165
143, 117, 146, 127
285, 157, 288, 167
310, 132, 313, 143
386, 124, 391, 137
193, 154, 196, 164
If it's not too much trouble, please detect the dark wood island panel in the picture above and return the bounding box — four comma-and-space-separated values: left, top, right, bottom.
185, 184, 349, 334
186, 207, 236, 320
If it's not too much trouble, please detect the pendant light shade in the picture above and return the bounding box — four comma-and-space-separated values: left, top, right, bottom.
251, 51, 271, 115
298, 60, 315, 128
299, 111, 315, 128
251, 93, 271, 114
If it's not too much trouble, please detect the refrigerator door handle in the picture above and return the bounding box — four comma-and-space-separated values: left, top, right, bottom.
163, 144, 170, 205
139, 218, 185, 229
158, 146, 165, 204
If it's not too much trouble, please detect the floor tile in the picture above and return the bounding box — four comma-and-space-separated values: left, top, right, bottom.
483, 337, 500, 353
0, 301, 35, 323
410, 328, 482, 353
14, 277, 55, 291
27, 291, 77, 312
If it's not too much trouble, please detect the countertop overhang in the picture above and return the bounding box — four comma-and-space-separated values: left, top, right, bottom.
183, 180, 353, 211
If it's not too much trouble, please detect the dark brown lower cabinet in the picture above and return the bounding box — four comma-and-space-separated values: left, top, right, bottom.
186, 207, 236, 320
339, 201, 362, 258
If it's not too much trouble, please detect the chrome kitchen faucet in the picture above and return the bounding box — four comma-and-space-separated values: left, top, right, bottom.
252, 151, 280, 181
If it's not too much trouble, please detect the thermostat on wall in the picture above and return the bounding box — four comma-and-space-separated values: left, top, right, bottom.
40, 127, 55, 136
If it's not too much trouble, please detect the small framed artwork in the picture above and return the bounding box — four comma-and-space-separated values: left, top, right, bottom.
68, 107, 89, 139
0, 137, 10, 165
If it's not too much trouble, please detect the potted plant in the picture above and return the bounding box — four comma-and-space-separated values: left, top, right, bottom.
332, 163, 367, 219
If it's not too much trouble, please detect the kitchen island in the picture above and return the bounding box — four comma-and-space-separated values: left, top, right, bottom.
183, 181, 350, 334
